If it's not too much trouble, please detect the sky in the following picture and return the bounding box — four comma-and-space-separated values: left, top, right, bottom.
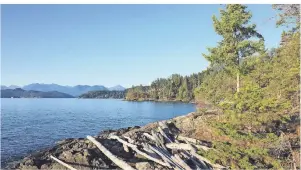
1, 4, 283, 88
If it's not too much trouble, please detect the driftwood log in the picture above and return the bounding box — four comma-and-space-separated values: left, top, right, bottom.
78, 121, 227, 170
109, 135, 170, 167
87, 136, 136, 170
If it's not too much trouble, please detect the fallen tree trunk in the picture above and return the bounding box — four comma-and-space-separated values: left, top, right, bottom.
190, 151, 225, 169
141, 143, 160, 158
123, 136, 135, 144
151, 130, 166, 149
123, 144, 130, 152
109, 135, 170, 168
166, 143, 196, 152
158, 127, 173, 143
174, 154, 192, 170
109, 135, 137, 148
177, 135, 199, 144
177, 135, 211, 151
143, 132, 156, 141
87, 136, 136, 170
166, 142, 211, 152
148, 144, 183, 170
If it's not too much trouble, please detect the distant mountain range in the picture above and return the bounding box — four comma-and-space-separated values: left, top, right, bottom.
1, 84, 126, 96
1, 88, 74, 98
1, 85, 21, 89
108, 85, 126, 91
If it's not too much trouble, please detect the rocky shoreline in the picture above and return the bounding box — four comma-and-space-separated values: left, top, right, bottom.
5, 111, 217, 170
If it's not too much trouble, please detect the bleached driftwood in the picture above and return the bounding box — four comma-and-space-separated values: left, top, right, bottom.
194, 144, 211, 151
166, 143, 196, 152
155, 145, 181, 167
185, 142, 213, 169
190, 157, 204, 170
179, 152, 204, 170
158, 121, 173, 136
148, 144, 183, 170
151, 130, 166, 148
177, 135, 199, 144
174, 154, 192, 170
143, 132, 156, 141
158, 121, 169, 129
50, 155, 77, 170
109, 135, 170, 168
177, 135, 211, 151
123, 144, 130, 152
148, 145, 172, 168
178, 137, 222, 169
87, 136, 135, 170
190, 151, 225, 169
123, 136, 135, 144
179, 147, 209, 169
141, 143, 159, 158
84, 118, 226, 170
109, 135, 137, 148
158, 127, 173, 143
157, 133, 165, 146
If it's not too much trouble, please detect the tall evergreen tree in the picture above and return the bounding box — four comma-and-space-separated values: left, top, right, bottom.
203, 4, 264, 92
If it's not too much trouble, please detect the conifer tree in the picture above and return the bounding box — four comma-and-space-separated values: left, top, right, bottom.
203, 4, 264, 92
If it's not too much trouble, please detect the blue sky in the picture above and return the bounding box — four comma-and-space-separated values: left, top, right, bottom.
1, 5, 283, 87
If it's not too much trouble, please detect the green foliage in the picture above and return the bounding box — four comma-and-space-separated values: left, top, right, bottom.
203, 5, 264, 73
193, 5, 300, 170
79, 90, 125, 99
194, 69, 236, 105
231, 83, 287, 113
200, 133, 282, 169
126, 85, 150, 101
126, 73, 205, 102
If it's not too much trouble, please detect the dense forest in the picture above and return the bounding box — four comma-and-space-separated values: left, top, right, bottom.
127, 4, 300, 169
1, 88, 74, 98
190, 4, 300, 169
126, 72, 205, 102
79, 90, 125, 99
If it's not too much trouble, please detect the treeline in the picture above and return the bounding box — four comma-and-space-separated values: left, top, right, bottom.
79, 90, 125, 99
126, 73, 205, 102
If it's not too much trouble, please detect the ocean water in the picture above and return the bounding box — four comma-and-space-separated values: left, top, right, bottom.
0, 98, 195, 165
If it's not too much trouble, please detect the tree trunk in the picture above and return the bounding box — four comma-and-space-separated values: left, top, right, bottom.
236, 72, 240, 92
87, 136, 135, 170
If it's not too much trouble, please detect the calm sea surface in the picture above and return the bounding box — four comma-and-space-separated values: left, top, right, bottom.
1, 98, 195, 165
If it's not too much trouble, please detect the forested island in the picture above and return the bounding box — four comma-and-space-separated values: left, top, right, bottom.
79, 90, 125, 99
1, 88, 74, 98
125, 73, 203, 102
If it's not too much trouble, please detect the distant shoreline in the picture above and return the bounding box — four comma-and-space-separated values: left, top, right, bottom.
124, 98, 195, 104
1, 98, 196, 105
